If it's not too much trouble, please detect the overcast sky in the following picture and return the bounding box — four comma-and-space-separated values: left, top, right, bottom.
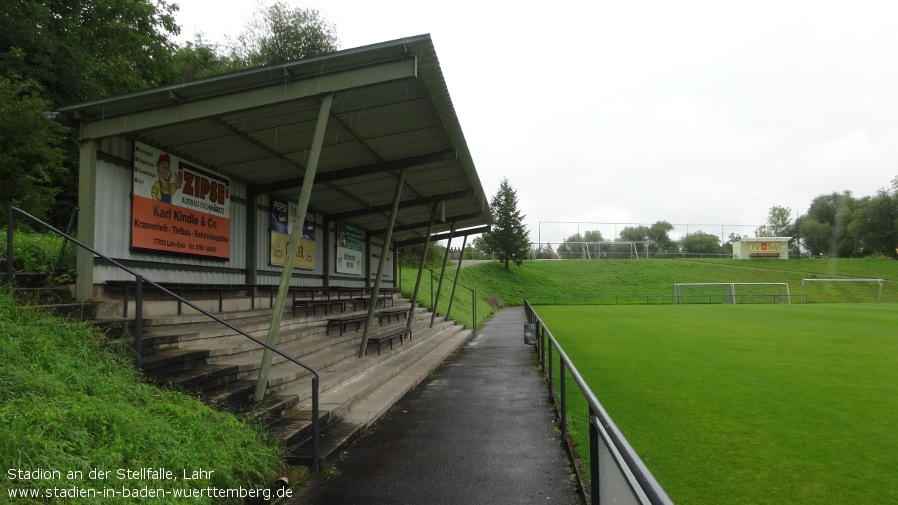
173, 0, 898, 243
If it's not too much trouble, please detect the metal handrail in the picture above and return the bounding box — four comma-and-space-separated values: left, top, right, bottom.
5, 204, 321, 472
426, 267, 476, 329
525, 294, 802, 305
524, 298, 674, 505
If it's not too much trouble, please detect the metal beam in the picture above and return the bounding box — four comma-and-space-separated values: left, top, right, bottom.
255, 93, 333, 402
406, 202, 439, 332
328, 188, 475, 222
358, 168, 406, 357
251, 150, 456, 194
370, 212, 485, 236
394, 225, 490, 247
430, 223, 455, 327
445, 234, 467, 321
78, 59, 417, 139
75, 139, 98, 302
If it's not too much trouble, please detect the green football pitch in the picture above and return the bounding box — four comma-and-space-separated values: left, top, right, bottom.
534, 303, 898, 505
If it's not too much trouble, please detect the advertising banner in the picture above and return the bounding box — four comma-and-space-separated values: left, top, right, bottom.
336, 221, 363, 275
131, 142, 231, 259
748, 241, 780, 252
269, 195, 316, 269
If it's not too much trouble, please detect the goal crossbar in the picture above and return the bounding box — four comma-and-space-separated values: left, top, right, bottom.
673, 282, 791, 304
800, 278, 884, 302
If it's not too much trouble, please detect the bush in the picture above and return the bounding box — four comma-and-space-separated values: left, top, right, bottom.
1, 228, 76, 278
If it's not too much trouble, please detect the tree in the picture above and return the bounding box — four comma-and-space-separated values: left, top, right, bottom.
756, 205, 794, 237
481, 178, 530, 270
1, 0, 181, 106
556, 230, 603, 259
799, 219, 832, 257
851, 189, 898, 257
225, 2, 339, 68
2, 0, 182, 227
618, 220, 675, 254
0, 77, 67, 220
170, 35, 233, 82
797, 192, 859, 257
680, 230, 725, 255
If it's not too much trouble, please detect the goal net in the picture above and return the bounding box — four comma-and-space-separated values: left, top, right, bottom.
673, 283, 791, 304
800, 278, 884, 303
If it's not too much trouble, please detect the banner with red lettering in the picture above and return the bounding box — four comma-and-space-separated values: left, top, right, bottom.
131, 142, 231, 259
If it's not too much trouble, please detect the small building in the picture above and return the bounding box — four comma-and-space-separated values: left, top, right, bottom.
732, 237, 792, 260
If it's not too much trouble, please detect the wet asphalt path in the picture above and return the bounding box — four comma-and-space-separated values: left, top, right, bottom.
292, 306, 581, 505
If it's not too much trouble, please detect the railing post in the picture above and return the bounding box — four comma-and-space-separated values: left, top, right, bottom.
6, 204, 13, 286
589, 409, 600, 505
135, 275, 144, 369
312, 375, 320, 472
560, 360, 567, 446
547, 338, 553, 395
472, 288, 476, 330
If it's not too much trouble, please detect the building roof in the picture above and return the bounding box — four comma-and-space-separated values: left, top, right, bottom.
59, 34, 491, 245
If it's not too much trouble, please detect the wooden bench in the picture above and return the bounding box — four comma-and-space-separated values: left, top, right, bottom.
347, 296, 393, 311
293, 299, 344, 317
377, 308, 409, 325
105, 280, 256, 318
326, 314, 369, 335
366, 327, 411, 355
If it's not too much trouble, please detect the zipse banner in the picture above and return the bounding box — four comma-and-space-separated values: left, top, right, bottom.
132, 142, 231, 259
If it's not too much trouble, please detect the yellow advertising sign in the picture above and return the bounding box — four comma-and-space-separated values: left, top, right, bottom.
270, 232, 316, 269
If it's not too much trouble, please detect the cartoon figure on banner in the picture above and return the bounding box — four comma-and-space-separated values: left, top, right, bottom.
270, 206, 288, 234
151, 153, 183, 203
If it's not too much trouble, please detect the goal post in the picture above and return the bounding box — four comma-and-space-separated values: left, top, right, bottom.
673, 283, 791, 304
800, 278, 884, 303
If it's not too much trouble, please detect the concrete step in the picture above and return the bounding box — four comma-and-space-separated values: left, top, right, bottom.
22, 301, 100, 320
288, 323, 474, 466
14, 286, 73, 304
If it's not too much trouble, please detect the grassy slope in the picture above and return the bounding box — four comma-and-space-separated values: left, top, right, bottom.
0, 289, 282, 504
449, 258, 898, 315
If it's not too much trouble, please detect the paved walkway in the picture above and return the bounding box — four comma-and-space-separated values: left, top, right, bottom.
292, 306, 581, 505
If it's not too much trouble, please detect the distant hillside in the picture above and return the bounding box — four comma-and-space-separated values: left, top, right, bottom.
451, 258, 898, 308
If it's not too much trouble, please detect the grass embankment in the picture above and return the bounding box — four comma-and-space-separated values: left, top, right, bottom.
0, 288, 283, 504
404, 257, 898, 324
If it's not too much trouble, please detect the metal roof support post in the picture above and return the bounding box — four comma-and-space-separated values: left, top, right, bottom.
430, 223, 455, 327
444, 234, 467, 322
245, 190, 258, 286
323, 218, 331, 287
357, 168, 406, 357
406, 203, 439, 331
75, 139, 98, 302
255, 93, 333, 402
365, 232, 372, 288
